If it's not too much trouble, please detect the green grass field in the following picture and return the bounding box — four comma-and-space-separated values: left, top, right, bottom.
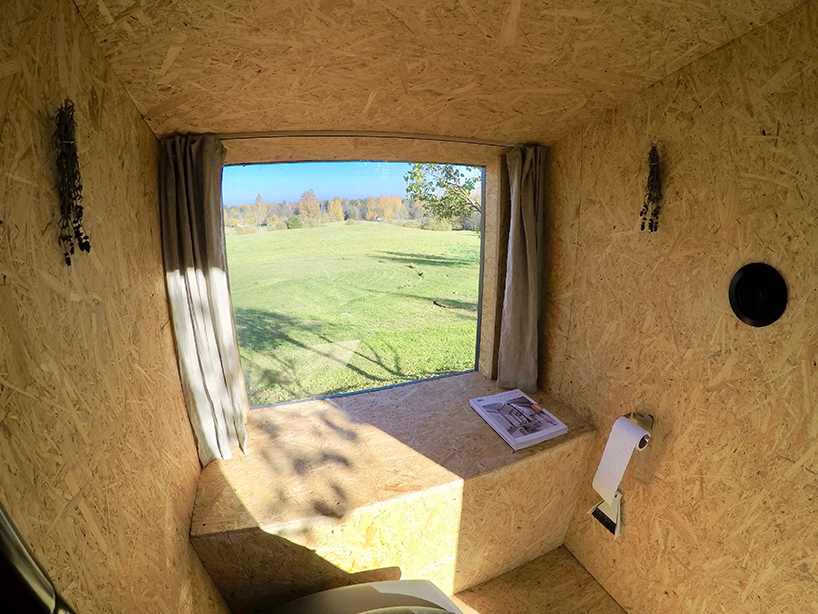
225, 222, 480, 406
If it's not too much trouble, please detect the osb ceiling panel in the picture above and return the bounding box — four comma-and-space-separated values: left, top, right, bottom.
74, 0, 803, 144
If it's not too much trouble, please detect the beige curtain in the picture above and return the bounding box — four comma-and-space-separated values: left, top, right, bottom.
496, 145, 547, 392
159, 134, 248, 466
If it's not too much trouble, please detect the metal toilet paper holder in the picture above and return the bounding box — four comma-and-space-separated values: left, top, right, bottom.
624, 411, 654, 434
588, 412, 654, 539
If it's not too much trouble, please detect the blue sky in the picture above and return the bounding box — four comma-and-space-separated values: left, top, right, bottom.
222, 161, 414, 207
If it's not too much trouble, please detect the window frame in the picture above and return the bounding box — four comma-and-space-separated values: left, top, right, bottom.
220, 137, 509, 398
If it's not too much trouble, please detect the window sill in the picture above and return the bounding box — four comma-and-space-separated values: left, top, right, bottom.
190, 371, 595, 611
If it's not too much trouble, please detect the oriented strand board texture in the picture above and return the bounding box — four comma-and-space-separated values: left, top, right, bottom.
544, 2, 818, 612
541, 133, 582, 394
192, 525, 405, 614
455, 436, 592, 591
191, 372, 594, 610
0, 1, 226, 613
478, 156, 504, 378
72, 0, 800, 144
452, 546, 624, 614
223, 136, 509, 167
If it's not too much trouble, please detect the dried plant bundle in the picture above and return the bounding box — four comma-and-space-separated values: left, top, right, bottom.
54, 99, 91, 265
639, 144, 663, 232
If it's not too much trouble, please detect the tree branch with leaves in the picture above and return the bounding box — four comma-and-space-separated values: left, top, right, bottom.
404, 163, 481, 222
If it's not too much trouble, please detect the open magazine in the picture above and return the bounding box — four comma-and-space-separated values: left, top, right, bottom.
470, 389, 568, 450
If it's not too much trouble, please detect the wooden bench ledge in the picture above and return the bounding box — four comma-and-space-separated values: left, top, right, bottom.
191, 372, 595, 613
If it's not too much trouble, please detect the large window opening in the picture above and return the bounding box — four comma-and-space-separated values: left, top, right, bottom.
222, 161, 484, 407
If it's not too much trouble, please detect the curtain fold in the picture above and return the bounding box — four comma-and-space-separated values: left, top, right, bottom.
159, 134, 248, 466
496, 145, 548, 392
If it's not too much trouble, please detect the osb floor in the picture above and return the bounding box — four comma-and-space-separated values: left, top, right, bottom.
452, 547, 624, 614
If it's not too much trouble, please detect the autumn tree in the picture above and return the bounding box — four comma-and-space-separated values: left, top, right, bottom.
297, 189, 319, 218
363, 196, 377, 220
328, 197, 344, 221
364, 195, 403, 221
406, 197, 424, 220
404, 163, 481, 221
253, 194, 266, 223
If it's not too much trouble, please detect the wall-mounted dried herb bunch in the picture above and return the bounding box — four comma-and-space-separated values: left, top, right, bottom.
54, 99, 91, 265
639, 143, 663, 232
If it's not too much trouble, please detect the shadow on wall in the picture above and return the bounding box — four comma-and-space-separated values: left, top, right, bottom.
191, 471, 401, 614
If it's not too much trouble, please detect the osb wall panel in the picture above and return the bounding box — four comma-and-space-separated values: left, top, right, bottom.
540, 132, 583, 401
193, 526, 403, 614
543, 2, 818, 612
454, 434, 592, 592
73, 0, 801, 144
0, 1, 226, 612
478, 155, 504, 379
223, 136, 508, 167
191, 372, 595, 609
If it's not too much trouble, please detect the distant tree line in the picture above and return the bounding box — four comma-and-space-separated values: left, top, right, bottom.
223, 187, 480, 232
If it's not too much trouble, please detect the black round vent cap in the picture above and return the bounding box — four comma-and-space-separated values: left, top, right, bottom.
729, 263, 787, 327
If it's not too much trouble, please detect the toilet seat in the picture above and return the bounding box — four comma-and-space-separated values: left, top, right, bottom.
260, 580, 464, 614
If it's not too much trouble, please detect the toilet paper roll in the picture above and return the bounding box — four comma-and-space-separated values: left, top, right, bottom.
592, 416, 650, 506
